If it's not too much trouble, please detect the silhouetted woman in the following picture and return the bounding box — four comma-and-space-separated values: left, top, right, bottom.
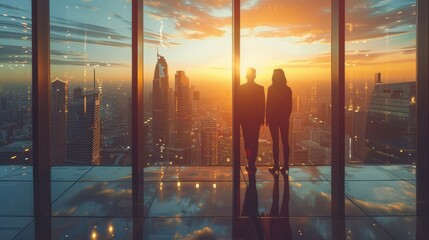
266, 69, 292, 174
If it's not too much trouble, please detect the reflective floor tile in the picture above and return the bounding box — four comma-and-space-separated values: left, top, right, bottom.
51, 217, 133, 240
376, 165, 416, 181
313, 166, 331, 181
238, 217, 333, 240
0, 217, 33, 240
343, 217, 394, 240
344, 165, 400, 181
10, 220, 34, 240
51, 181, 75, 203
144, 166, 168, 181
240, 180, 365, 217
346, 181, 416, 215
80, 166, 131, 182
143, 182, 160, 216
242, 166, 325, 182
162, 166, 232, 182
0, 165, 22, 178
0, 181, 33, 216
316, 165, 401, 181
0, 166, 33, 181
143, 217, 231, 239
147, 182, 232, 217
51, 166, 92, 181
52, 181, 132, 217
373, 216, 419, 240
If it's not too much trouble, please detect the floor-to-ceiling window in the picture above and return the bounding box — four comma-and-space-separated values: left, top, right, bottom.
48, 0, 133, 238
142, 0, 233, 238
344, 1, 417, 238
0, 1, 34, 238
238, 0, 335, 238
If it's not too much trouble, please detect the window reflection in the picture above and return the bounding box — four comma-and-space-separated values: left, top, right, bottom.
345, 0, 416, 165
0, 0, 32, 165
240, 0, 332, 167
49, 0, 132, 165
143, 0, 232, 166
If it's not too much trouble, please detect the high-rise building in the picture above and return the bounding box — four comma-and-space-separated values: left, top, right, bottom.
365, 82, 416, 164
201, 117, 218, 165
51, 78, 68, 164
152, 54, 170, 162
346, 110, 367, 163
174, 71, 192, 148
168, 71, 194, 164
66, 87, 101, 165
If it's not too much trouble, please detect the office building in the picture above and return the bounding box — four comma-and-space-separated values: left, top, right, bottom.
66, 87, 101, 165
50, 78, 68, 164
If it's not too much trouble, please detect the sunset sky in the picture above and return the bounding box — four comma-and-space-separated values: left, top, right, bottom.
0, 0, 417, 88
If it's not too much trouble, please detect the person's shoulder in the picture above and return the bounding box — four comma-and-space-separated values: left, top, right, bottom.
255, 83, 264, 90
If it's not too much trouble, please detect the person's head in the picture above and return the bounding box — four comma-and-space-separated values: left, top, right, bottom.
246, 68, 256, 83
272, 68, 287, 86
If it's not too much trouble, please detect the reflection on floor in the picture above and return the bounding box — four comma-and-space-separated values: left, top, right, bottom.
0, 165, 421, 239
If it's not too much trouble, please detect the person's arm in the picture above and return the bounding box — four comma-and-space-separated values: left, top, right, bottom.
286, 87, 292, 119
259, 87, 265, 125
266, 87, 272, 125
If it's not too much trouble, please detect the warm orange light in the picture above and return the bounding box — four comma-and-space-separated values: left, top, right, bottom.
91, 231, 97, 239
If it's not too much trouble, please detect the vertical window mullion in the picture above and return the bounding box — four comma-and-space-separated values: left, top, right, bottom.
232, 0, 241, 221
417, 0, 429, 216
131, 0, 145, 238
32, 0, 52, 239
331, 0, 345, 221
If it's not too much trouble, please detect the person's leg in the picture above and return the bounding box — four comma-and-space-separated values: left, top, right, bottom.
269, 125, 280, 171
242, 124, 258, 173
248, 124, 260, 170
241, 124, 252, 160
279, 121, 290, 171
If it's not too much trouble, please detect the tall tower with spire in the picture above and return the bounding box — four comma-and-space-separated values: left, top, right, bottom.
152, 53, 170, 162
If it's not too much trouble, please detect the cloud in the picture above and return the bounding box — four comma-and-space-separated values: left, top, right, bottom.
144, 28, 181, 47
144, 0, 231, 39
179, 227, 217, 240
143, 0, 415, 44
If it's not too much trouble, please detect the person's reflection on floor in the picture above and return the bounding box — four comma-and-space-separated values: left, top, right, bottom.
240, 172, 265, 240
268, 171, 292, 240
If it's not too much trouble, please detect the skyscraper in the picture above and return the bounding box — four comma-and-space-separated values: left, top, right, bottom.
174, 71, 192, 148
152, 54, 169, 162
66, 87, 101, 165
365, 81, 416, 164
201, 117, 218, 165
168, 71, 194, 165
51, 78, 68, 164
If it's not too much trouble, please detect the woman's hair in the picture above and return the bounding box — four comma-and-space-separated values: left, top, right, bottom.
272, 68, 287, 86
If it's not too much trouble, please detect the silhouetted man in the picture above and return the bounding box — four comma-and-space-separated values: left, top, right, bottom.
238, 68, 265, 173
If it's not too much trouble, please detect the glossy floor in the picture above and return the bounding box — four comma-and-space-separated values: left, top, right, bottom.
0, 165, 422, 239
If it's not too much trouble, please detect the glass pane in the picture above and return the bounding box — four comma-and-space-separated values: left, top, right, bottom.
238, 0, 332, 236
143, 0, 232, 167
50, 0, 132, 166
345, 0, 416, 221
143, 0, 232, 238
240, 0, 332, 169
0, 0, 34, 236
49, 0, 133, 237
